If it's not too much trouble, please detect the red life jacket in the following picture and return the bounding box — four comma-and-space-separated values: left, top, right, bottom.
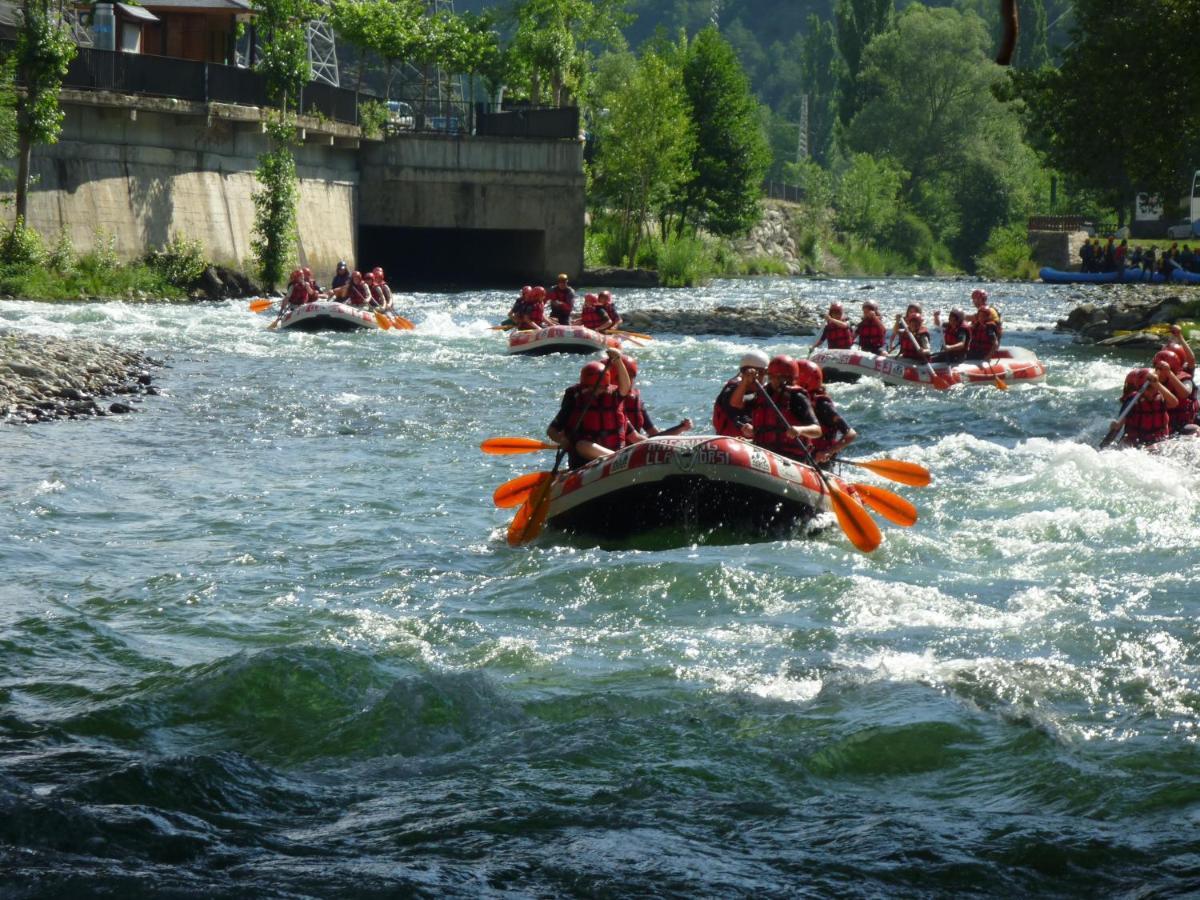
712, 377, 751, 436
346, 280, 371, 306
547, 286, 574, 324
528, 300, 547, 325
286, 282, 310, 305
581, 305, 610, 330
809, 392, 847, 455
568, 386, 626, 450
1120, 391, 1170, 445
898, 326, 930, 361
750, 386, 809, 456
855, 317, 886, 354
968, 315, 999, 358
823, 321, 854, 349
1169, 378, 1199, 432
623, 389, 650, 434
369, 283, 385, 304
942, 322, 969, 351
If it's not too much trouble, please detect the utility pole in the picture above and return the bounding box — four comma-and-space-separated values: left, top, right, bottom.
796, 94, 809, 162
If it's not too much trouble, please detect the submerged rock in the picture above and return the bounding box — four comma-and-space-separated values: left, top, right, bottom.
621, 305, 820, 337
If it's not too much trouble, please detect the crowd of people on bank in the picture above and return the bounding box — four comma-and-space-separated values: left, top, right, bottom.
508, 275, 623, 333
1080, 238, 1200, 277
1112, 323, 1200, 448
810, 288, 1003, 364
282, 260, 397, 312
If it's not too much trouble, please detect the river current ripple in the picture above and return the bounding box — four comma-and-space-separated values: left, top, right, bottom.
3, 278, 1200, 897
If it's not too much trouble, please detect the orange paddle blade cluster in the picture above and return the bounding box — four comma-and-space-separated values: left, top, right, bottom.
828, 483, 882, 553
392, 315, 415, 330
507, 475, 555, 545
374, 311, 392, 330
248, 299, 273, 312
493, 472, 549, 508
480, 437, 558, 455
843, 458, 930, 487
851, 483, 917, 527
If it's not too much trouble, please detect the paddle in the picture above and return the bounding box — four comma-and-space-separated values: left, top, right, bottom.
615, 329, 653, 341
481, 437, 559, 455
894, 319, 952, 390
755, 379, 881, 553
981, 358, 1008, 391
839, 458, 931, 487
1099, 379, 1151, 449
850, 482, 917, 527
494, 471, 551, 508
507, 357, 617, 546
248, 298, 274, 313
374, 310, 392, 330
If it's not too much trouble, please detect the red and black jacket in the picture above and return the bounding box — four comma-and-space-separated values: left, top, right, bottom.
346, 280, 371, 306
623, 389, 655, 438
809, 392, 850, 455
967, 312, 1001, 359
750, 386, 816, 458
1120, 391, 1171, 446
818, 321, 854, 350
547, 286, 575, 324
897, 326, 931, 361
1169, 377, 1199, 433
712, 377, 753, 436
286, 281, 312, 306
581, 305, 613, 331
551, 384, 627, 466
855, 317, 886, 354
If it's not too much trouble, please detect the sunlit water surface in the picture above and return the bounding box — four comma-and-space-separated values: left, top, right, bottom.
3, 278, 1199, 896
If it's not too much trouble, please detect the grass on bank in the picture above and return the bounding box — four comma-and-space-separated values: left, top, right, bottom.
0, 221, 206, 301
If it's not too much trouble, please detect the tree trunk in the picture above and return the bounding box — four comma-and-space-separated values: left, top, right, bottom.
15, 130, 32, 222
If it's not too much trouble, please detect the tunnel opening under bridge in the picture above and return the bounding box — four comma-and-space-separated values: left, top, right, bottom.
357, 226, 547, 289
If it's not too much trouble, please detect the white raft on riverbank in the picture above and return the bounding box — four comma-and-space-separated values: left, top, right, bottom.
276, 301, 380, 333
506, 325, 623, 356
543, 435, 852, 541
810, 346, 1047, 388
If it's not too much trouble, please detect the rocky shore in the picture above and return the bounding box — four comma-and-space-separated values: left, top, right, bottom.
1, 330, 160, 424
621, 304, 820, 337
1055, 287, 1197, 349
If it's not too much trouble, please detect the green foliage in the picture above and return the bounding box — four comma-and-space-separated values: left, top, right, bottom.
834, 0, 894, 127
834, 153, 905, 239
252, 0, 317, 107
654, 232, 714, 287
358, 98, 387, 138
14, 0, 75, 145
91, 228, 119, 273
251, 118, 300, 291
0, 56, 17, 161
47, 226, 74, 273
0, 217, 43, 267
589, 48, 694, 266
509, 0, 629, 106
675, 27, 770, 238
883, 210, 938, 273
144, 234, 208, 287
974, 222, 1038, 279
830, 238, 915, 276
782, 158, 835, 211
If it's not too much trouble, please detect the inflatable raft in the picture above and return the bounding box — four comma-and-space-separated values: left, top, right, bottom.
811, 346, 1046, 388
1039, 267, 1200, 285
276, 300, 379, 332
543, 435, 851, 541
507, 325, 622, 356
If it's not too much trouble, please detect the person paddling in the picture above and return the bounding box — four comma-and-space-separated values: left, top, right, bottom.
811, 302, 854, 352
854, 301, 887, 355
283, 268, 313, 311
931, 308, 969, 363
1114, 367, 1178, 448
615, 354, 692, 441
965, 289, 1001, 360
895, 311, 933, 362
794, 359, 857, 464
369, 267, 394, 311
713, 350, 768, 438
510, 286, 548, 330
741, 355, 822, 461
1154, 349, 1200, 436
596, 291, 622, 333
330, 260, 351, 299
547, 273, 576, 326
344, 270, 372, 307
579, 292, 617, 333
547, 348, 632, 468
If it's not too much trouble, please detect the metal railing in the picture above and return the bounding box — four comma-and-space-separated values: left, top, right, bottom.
763, 181, 807, 203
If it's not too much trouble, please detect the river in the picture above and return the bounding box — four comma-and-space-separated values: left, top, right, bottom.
3, 278, 1199, 896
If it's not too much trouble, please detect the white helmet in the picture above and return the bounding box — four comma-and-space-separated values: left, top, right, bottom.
739, 350, 769, 369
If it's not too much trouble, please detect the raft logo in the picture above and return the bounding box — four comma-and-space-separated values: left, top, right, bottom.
609, 449, 632, 473
748, 448, 771, 472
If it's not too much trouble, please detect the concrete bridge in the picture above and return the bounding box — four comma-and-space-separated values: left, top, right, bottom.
9, 85, 585, 287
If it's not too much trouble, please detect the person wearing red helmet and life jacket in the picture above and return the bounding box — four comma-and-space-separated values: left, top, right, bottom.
613, 354, 693, 441
794, 359, 857, 464
1115, 366, 1178, 448
930, 308, 970, 363
368, 267, 394, 311
887, 303, 924, 353
283, 268, 313, 310
596, 290, 622, 333
741, 355, 822, 461
1153, 348, 1200, 435
811, 302, 854, 352
510, 286, 548, 329
301, 266, 323, 297
713, 350, 768, 438
854, 300, 887, 355
1165, 324, 1197, 374
966, 289, 1002, 360
895, 310, 933, 362
344, 270, 372, 307
579, 292, 616, 332
547, 273, 576, 326
548, 348, 632, 468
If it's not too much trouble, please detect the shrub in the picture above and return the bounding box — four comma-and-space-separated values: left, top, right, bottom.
358, 99, 387, 139
975, 223, 1038, 279
88, 227, 119, 273
47, 227, 75, 273
655, 233, 714, 287
0, 218, 44, 268
145, 233, 207, 287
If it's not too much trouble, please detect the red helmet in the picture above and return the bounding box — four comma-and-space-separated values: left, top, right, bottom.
1124, 368, 1150, 393
521, 285, 533, 299
795, 359, 823, 392
584, 292, 599, 305
598, 290, 613, 302
289, 269, 302, 283
621, 354, 638, 379
767, 354, 799, 380
971, 289, 989, 303
579, 361, 606, 387
907, 312, 924, 328
829, 302, 843, 314
372, 266, 384, 277
1153, 349, 1181, 374
532, 286, 547, 300
301, 267, 312, 278
352, 270, 363, 281
862, 300, 878, 312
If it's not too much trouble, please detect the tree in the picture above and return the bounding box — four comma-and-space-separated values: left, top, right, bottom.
12, 0, 76, 221
799, 14, 840, 166
590, 50, 694, 265
509, 0, 627, 106
835, 152, 906, 239
674, 26, 770, 237
834, 0, 893, 128
1014, 0, 1200, 220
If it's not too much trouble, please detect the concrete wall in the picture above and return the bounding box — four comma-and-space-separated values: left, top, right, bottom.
5, 91, 586, 286
1028, 230, 1090, 270
359, 135, 586, 280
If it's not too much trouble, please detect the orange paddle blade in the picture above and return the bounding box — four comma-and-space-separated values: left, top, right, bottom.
374, 311, 392, 330
617, 329, 653, 341
481, 437, 559, 455
493, 471, 549, 508
392, 315, 415, 330
843, 458, 931, 487
249, 299, 273, 312
828, 482, 882, 553
507, 475, 554, 545
851, 483, 917, 527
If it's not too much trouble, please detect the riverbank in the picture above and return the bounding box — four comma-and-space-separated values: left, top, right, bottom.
1055, 286, 1199, 348
622, 304, 819, 337
1, 329, 160, 423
